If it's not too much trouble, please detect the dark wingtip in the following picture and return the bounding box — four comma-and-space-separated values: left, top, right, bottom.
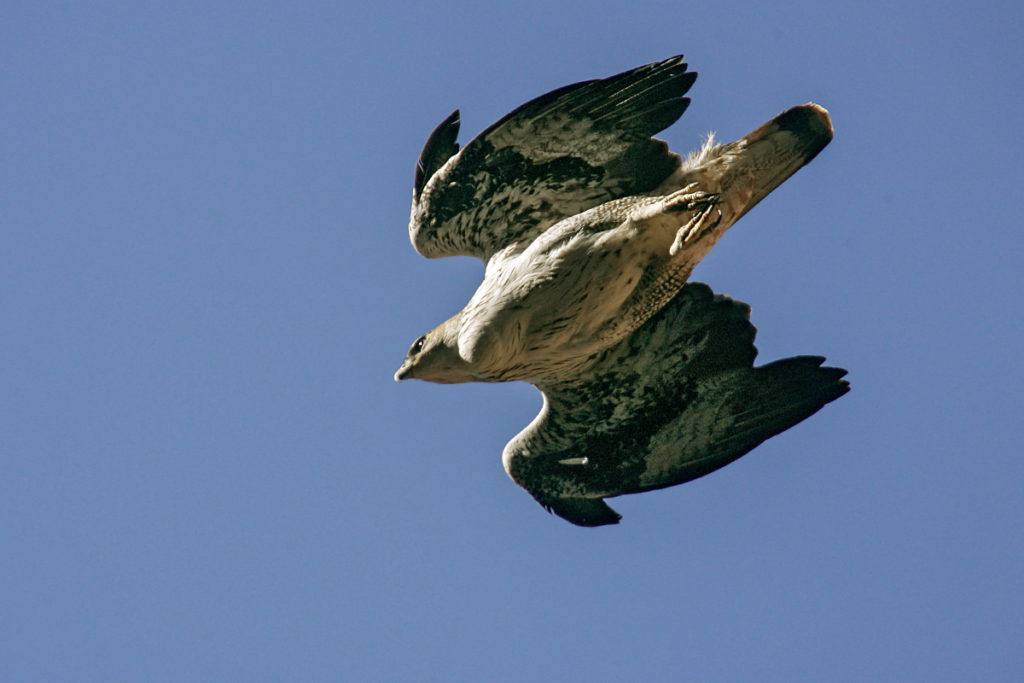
414, 109, 461, 200
547, 497, 623, 527
758, 355, 851, 413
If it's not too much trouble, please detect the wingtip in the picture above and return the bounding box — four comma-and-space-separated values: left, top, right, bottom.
413, 108, 463, 199
443, 108, 460, 126
545, 497, 623, 527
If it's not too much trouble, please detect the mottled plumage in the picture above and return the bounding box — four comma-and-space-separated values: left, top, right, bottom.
395, 57, 848, 526
409, 57, 695, 261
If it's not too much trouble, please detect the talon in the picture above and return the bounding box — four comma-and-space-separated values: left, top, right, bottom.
669, 204, 723, 256
663, 187, 721, 214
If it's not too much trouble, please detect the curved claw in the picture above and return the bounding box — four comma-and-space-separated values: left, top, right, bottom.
669, 204, 723, 256
662, 184, 721, 214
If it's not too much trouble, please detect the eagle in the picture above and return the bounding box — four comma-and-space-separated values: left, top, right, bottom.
395, 56, 848, 526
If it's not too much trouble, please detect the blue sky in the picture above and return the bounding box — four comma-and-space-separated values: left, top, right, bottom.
3, 1, 1022, 680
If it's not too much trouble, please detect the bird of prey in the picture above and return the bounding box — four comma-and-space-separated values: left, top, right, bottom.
395, 56, 848, 526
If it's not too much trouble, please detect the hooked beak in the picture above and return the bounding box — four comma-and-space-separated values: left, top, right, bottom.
394, 362, 412, 382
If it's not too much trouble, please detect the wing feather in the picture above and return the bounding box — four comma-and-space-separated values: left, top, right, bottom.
502, 283, 849, 526
414, 109, 460, 202
409, 56, 697, 260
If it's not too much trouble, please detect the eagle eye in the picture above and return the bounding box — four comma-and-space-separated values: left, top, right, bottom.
410, 335, 427, 355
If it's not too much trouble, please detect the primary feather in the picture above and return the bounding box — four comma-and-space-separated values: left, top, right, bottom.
408, 56, 695, 260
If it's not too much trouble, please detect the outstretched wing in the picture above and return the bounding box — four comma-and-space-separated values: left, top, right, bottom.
409, 56, 697, 261
502, 283, 849, 526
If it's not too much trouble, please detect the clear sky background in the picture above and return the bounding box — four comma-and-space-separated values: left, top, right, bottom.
3, 1, 1022, 680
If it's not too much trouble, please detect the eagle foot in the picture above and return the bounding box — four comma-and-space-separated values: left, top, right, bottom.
662, 183, 720, 214
669, 203, 723, 256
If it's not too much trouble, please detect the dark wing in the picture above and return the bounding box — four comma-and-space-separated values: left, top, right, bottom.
409, 56, 696, 261
502, 284, 849, 526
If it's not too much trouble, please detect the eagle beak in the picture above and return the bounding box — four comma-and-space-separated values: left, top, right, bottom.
394, 362, 412, 382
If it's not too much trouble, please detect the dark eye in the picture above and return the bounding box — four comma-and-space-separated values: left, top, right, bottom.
410, 335, 426, 355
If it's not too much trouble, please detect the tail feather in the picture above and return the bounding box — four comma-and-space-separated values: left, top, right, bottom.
734, 103, 834, 220
667, 103, 834, 227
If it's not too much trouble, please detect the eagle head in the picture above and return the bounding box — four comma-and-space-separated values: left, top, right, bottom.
394, 314, 477, 384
